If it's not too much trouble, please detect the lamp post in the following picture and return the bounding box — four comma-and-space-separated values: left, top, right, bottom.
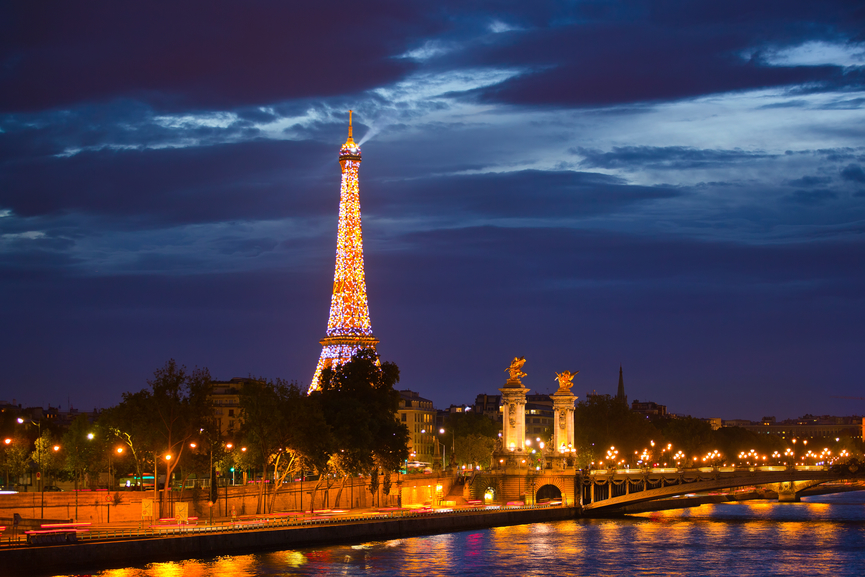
225, 443, 235, 518
519, 458, 525, 503
439, 428, 455, 469
3, 438, 11, 488
112, 447, 124, 490
17, 417, 44, 518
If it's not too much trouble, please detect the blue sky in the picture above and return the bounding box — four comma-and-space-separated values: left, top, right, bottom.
1, 1, 863, 419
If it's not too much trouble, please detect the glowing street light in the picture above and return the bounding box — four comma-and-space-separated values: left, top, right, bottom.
17, 416, 48, 517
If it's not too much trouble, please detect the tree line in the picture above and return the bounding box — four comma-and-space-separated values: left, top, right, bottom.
0, 349, 409, 518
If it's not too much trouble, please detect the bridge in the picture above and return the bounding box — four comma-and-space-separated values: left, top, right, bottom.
468, 461, 863, 515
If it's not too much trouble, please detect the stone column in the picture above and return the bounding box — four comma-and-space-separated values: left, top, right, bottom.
500, 357, 530, 455
551, 370, 578, 456
551, 390, 577, 453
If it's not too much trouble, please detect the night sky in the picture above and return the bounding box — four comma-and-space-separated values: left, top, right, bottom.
1, 2, 863, 421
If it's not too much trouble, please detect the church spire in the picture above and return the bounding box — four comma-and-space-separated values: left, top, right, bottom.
616, 365, 627, 407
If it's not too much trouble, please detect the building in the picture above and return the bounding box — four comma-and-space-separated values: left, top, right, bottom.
703, 418, 723, 430
398, 390, 436, 464
631, 400, 667, 418
473, 394, 502, 423
524, 401, 554, 438
209, 378, 251, 436
309, 111, 378, 392
730, 414, 864, 441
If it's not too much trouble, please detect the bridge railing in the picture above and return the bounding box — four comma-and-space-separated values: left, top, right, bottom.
587, 465, 827, 476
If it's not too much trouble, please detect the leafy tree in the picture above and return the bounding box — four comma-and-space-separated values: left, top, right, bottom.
238, 377, 330, 513
314, 349, 410, 508
574, 395, 658, 467
453, 433, 496, 468
653, 416, 716, 458
146, 360, 211, 515
62, 415, 101, 489
444, 411, 500, 468
31, 431, 63, 485
100, 391, 154, 490
1, 433, 31, 487
103, 359, 211, 516
444, 411, 500, 439
713, 426, 785, 463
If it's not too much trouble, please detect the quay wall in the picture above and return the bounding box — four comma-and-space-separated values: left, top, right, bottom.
1, 506, 578, 576
0, 473, 453, 525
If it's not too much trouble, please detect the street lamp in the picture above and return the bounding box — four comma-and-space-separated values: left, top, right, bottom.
3, 438, 10, 488
111, 447, 124, 491
439, 428, 455, 469
17, 417, 46, 518
224, 442, 236, 517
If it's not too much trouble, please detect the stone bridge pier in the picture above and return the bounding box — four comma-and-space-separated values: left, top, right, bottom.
766, 480, 825, 502
473, 460, 580, 506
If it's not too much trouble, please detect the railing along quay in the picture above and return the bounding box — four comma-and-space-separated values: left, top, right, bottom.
1, 502, 560, 548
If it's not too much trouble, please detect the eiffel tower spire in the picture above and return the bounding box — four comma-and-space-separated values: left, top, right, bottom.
309, 111, 379, 393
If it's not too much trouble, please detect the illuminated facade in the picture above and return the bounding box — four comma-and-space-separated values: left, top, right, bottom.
309, 111, 378, 392
398, 390, 436, 464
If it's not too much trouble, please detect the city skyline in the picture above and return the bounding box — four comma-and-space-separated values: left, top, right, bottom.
1, 2, 863, 420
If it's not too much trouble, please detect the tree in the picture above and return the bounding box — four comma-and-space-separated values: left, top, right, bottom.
453, 434, 496, 468
62, 415, 101, 487
146, 360, 211, 516
31, 431, 63, 484
574, 395, 658, 467
713, 426, 785, 463
444, 412, 500, 468
103, 359, 211, 516
238, 378, 323, 513
653, 416, 716, 459
1, 434, 31, 487
314, 349, 410, 508
62, 415, 103, 519
100, 391, 154, 491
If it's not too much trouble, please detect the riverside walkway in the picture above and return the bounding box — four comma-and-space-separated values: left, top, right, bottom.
0, 502, 576, 576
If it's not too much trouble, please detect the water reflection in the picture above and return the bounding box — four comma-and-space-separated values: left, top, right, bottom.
72, 493, 865, 577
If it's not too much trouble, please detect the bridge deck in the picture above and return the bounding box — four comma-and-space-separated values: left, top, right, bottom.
580, 465, 855, 512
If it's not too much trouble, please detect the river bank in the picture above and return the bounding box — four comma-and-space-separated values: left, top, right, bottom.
0, 505, 577, 576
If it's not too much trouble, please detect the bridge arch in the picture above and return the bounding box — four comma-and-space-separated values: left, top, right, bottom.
532, 476, 572, 504
536, 484, 562, 502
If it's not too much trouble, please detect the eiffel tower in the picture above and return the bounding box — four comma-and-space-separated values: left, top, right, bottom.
308, 111, 378, 392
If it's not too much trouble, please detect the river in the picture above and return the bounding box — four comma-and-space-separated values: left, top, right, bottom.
60, 492, 865, 576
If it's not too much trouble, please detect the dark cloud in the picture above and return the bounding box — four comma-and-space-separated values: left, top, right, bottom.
841, 163, 865, 183
368, 226, 865, 415
787, 175, 832, 187
367, 169, 680, 220
3, 226, 864, 417
1, 0, 864, 420
455, 0, 865, 106
0, 139, 335, 223
0, 2, 440, 112
215, 236, 279, 257
575, 146, 772, 170
784, 190, 839, 205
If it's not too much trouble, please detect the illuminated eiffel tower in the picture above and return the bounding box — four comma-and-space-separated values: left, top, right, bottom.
309, 111, 378, 392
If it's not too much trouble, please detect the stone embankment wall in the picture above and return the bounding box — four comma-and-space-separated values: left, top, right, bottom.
0, 473, 453, 524
1, 506, 578, 576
